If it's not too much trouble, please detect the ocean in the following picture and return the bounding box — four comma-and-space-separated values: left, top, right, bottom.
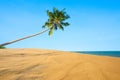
75, 51, 120, 57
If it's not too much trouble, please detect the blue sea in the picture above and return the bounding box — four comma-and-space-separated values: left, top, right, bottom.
75, 51, 120, 57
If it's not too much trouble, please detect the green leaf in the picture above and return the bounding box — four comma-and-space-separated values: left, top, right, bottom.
46, 10, 49, 15
43, 7, 70, 35
42, 25, 46, 28
54, 25, 57, 30
58, 24, 64, 31
49, 30, 53, 36
61, 22, 70, 26
0, 46, 6, 49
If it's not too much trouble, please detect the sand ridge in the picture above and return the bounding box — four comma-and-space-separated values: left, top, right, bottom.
0, 49, 120, 80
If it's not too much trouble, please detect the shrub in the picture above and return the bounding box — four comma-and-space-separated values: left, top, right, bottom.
0, 46, 6, 49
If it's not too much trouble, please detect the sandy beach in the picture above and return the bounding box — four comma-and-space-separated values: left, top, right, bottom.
0, 49, 120, 80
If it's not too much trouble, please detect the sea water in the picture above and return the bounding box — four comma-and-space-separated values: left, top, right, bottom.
75, 51, 120, 57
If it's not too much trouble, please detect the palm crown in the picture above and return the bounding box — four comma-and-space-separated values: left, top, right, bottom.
42, 7, 70, 35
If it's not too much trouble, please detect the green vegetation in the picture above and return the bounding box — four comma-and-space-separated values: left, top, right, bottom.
0, 7, 70, 47
43, 7, 70, 35
0, 46, 6, 49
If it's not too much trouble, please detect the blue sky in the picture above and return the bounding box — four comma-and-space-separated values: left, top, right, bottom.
0, 0, 120, 51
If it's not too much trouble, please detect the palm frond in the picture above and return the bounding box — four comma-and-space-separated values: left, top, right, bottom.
57, 24, 64, 31
61, 22, 70, 26
42, 25, 46, 28
43, 7, 70, 36
49, 27, 54, 36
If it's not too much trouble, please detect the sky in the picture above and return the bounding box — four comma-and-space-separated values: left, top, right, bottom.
0, 0, 120, 51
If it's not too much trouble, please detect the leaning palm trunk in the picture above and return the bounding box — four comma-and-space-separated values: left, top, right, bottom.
0, 8, 70, 47
0, 29, 49, 47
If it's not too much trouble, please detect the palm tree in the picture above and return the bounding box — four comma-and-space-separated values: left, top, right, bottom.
0, 8, 70, 47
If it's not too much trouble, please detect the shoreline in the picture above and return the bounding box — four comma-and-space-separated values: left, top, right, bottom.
72, 51, 120, 58
0, 49, 120, 80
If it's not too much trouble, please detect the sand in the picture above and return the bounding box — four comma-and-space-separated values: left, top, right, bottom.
0, 49, 120, 80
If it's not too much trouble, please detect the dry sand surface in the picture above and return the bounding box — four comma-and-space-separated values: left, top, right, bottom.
0, 49, 120, 80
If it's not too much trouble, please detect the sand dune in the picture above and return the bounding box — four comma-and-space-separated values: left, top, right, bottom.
0, 49, 120, 80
